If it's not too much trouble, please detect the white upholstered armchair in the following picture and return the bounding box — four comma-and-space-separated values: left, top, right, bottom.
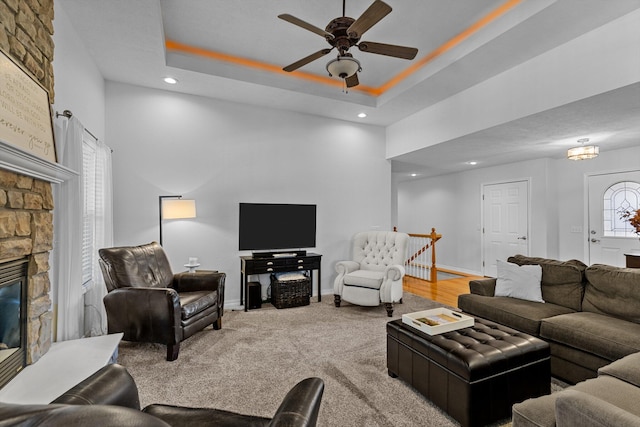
334, 231, 410, 317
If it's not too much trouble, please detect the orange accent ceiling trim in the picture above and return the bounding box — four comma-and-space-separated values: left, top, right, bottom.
165, 39, 378, 93
373, 0, 522, 96
165, 0, 521, 97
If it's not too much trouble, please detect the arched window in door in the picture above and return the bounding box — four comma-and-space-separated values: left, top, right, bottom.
603, 181, 640, 237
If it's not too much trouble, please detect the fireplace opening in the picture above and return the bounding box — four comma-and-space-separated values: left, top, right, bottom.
0, 258, 28, 389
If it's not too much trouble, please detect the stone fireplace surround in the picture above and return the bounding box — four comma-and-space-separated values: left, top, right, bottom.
0, 144, 75, 370
0, 0, 64, 372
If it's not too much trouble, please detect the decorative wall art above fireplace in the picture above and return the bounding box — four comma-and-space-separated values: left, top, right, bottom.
0, 48, 57, 163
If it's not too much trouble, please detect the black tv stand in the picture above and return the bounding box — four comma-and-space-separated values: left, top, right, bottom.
252, 250, 307, 258
240, 252, 321, 311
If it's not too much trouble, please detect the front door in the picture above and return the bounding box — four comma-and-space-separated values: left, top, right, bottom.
587, 171, 640, 266
482, 180, 529, 277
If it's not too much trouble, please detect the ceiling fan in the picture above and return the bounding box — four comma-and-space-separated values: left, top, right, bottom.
278, 0, 418, 89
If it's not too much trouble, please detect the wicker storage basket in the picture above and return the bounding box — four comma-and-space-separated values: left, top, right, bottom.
270, 274, 310, 309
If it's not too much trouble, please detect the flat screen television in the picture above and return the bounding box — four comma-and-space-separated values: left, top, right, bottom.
239, 203, 316, 252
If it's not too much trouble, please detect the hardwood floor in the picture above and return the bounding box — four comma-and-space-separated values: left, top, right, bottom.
403, 269, 485, 308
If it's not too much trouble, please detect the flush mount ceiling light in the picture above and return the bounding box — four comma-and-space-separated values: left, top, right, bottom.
357, 112, 367, 118
163, 77, 178, 84
567, 138, 599, 160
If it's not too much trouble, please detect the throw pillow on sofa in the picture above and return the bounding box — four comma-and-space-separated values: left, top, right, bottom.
495, 260, 544, 303
507, 254, 586, 310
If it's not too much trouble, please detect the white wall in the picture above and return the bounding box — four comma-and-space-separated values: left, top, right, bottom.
105, 82, 389, 305
397, 146, 640, 275
52, 2, 105, 140
397, 158, 556, 275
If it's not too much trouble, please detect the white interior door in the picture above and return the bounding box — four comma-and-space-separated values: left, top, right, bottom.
482, 180, 529, 277
587, 171, 640, 266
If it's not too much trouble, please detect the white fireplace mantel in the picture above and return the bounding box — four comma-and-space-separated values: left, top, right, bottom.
0, 140, 77, 184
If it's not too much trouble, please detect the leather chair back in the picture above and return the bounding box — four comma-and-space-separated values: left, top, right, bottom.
99, 242, 174, 292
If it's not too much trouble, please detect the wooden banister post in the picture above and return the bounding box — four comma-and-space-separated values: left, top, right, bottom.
430, 228, 437, 283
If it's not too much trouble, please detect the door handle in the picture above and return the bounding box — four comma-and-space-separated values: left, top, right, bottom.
591, 238, 600, 243
517, 236, 527, 240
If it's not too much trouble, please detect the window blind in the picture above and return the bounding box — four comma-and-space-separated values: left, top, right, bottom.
82, 137, 97, 287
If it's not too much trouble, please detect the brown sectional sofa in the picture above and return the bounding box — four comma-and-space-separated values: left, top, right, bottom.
458, 255, 640, 384
511, 351, 640, 427
459, 255, 640, 426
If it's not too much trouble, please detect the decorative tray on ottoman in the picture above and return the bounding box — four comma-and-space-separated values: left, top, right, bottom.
402, 308, 474, 335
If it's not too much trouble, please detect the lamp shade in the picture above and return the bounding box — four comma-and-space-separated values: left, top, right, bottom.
326, 56, 361, 79
162, 199, 196, 219
567, 145, 599, 160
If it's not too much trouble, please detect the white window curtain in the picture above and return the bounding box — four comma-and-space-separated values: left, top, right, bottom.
52, 116, 84, 341
52, 115, 113, 340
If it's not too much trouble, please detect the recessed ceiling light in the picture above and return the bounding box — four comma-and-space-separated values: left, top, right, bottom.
467, 161, 478, 165
357, 113, 367, 118
410, 173, 418, 177
164, 77, 178, 84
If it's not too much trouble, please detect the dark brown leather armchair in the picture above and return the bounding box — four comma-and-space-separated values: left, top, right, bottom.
98, 242, 225, 361
0, 364, 325, 427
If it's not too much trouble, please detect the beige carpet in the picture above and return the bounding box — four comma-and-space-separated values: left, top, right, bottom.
117, 295, 514, 426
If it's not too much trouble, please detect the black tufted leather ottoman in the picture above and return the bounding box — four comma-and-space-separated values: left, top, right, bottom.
387, 316, 550, 427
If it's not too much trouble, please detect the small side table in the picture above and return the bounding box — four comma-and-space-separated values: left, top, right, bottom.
184, 263, 200, 273
624, 253, 640, 269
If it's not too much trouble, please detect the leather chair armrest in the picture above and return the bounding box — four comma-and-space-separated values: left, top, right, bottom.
269, 377, 324, 427
143, 377, 324, 427
469, 278, 496, 296
173, 271, 225, 293
103, 288, 182, 344
335, 261, 359, 274
142, 405, 271, 427
51, 364, 141, 410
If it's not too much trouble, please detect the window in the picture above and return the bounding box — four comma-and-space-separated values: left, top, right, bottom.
82, 135, 97, 287
603, 181, 640, 238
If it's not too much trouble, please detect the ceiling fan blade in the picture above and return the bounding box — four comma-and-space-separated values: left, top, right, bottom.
347, 0, 392, 39
345, 73, 359, 88
358, 41, 418, 60
278, 14, 334, 39
283, 48, 333, 72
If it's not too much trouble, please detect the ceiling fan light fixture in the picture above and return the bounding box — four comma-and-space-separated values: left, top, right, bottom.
326, 55, 361, 79
567, 138, 599, 160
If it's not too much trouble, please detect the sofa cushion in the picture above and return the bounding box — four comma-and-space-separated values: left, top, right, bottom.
583, 265, 640, 324
555, 389, 640, 427
508, 255, 586, 311
343, 270, 384, 290
458, 294, 575, 336
179, 291, 218, 320
513, 375, 640, 427
599, 352, 640, 388
541, 312, 640, 362
495, 260, 543, 302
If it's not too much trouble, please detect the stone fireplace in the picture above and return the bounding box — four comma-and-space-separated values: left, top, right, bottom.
0, 170, 55, 384
0, 0, 60, 384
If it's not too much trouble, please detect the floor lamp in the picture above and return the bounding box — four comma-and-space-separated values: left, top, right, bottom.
158, 195, 197, 246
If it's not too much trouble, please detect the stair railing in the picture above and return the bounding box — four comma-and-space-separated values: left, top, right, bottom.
396, 227, 442, 282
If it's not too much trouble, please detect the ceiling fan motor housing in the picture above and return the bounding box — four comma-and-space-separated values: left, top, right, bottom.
325, 16, 359, 54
